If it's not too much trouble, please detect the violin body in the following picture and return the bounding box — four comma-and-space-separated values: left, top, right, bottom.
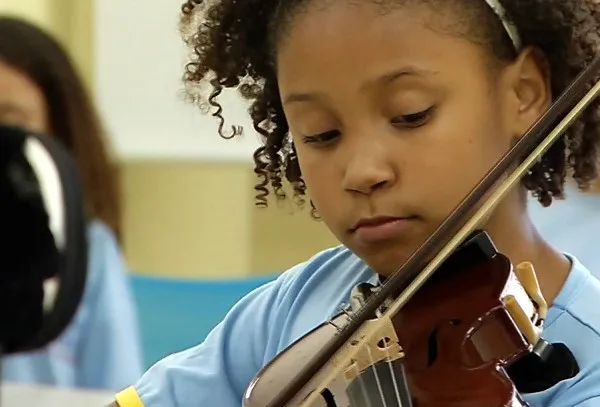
389, 232, 531, 406
244, 231, 538, 407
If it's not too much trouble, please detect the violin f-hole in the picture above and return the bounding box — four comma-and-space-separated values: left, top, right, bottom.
426, 319, 462, 367
320, 388, 338, 407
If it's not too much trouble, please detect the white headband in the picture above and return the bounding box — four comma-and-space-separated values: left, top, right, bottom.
484, 0, 522, 51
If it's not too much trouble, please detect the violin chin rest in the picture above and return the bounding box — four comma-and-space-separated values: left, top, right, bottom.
506, 342, 580, 394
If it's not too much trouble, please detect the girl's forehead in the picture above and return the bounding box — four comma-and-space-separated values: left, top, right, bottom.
275, 3, 488, 89
276, 1, 475, 60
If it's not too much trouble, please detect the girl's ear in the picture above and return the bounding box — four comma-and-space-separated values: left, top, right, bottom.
500, 47, 552, 140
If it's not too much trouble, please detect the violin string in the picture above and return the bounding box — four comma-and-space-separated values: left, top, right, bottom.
365, 344, 389, 407
353, 361, 375, 407
384, 346, 404, 406
297, 65, 600, 407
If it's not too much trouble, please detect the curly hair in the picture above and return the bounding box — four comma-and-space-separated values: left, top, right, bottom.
0, 17, 122, 238
179, 0, 600, 209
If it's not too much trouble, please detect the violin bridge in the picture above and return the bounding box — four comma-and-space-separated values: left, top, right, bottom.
331, 315, 404, 382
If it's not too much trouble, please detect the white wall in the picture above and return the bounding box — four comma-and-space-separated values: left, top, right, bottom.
94, 0, 261, 161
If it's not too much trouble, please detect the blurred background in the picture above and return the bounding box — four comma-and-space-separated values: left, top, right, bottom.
0, 0, 338, 381
0, 0, 337, 278
1, 0, 599, 397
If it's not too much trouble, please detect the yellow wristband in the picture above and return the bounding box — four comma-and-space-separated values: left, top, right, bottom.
115, 386, 145, 407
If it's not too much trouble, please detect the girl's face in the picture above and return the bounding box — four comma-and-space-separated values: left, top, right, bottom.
0, 60, 48, 134
276, 1, 550, 275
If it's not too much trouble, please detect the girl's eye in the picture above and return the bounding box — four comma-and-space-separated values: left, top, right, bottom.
302, 130, 340, 145
391, 106, 436, 128
299, 106, 435, 144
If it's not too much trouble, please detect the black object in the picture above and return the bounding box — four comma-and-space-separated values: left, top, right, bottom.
0, 124, 87, 354
508, 341, 580, 394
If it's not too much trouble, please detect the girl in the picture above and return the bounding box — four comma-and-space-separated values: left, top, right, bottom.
114, 0, 600, 405
0, 17, 143, 390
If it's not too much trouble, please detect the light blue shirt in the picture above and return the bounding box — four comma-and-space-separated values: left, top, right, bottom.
3, 220, 144, 391
529, 184, 600, 278
117, 245, 600, 406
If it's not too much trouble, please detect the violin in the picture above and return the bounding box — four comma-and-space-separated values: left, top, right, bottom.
243, 56, 600, 407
